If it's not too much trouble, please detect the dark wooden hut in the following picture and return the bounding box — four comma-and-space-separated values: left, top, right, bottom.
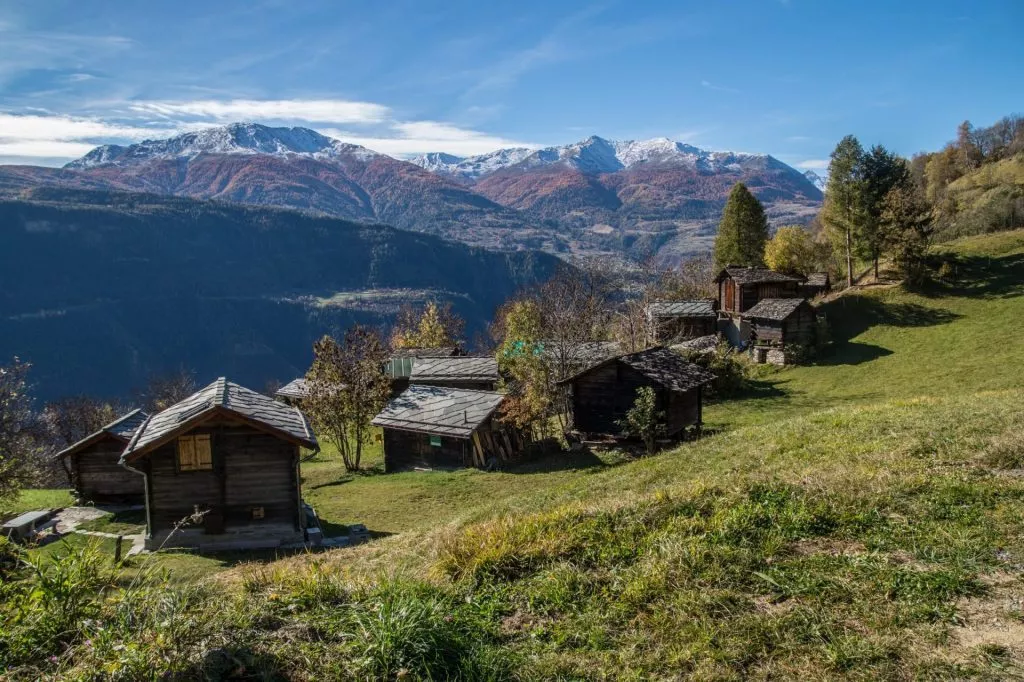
56, 409, 149, 505
715, 266, 802, 314
557, 346, 716, 439
798, 272, 831, 299
274, 378, 309, 406
410, 356, 500, 391
385, 346, 461, 395
743, 298, 817, 364
372, 385, 515, 471
646, 300, 718, 343
120, 378, 318, 551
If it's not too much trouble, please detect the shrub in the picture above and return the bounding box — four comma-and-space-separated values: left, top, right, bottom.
617, 386, 665, 454
676, 342, 751, 399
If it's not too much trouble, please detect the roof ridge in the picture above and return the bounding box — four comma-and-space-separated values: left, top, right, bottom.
100, 407, 144, 433
119, 413, 153, 461
406, 384, 502, 396
216, 376, 229, 407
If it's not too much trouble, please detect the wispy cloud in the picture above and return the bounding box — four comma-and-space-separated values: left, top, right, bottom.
701, 79, 739, 94
0, 112, 180, 158
130, 99, 390, 124
796, 159, 829, 170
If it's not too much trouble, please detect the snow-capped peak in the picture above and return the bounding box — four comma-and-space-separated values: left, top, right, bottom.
412, 135, 776, 180
803, 170, 827, 192
65, 123, 380, 169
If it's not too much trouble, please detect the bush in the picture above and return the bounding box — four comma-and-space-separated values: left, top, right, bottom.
676, 342, 751, 399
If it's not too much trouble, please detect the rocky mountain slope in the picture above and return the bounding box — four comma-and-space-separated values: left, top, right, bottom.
0, 189, 560, 399
0, 123, 822, 261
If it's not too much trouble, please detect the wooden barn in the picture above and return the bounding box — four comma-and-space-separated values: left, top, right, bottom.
372, 384, 515, 471
275, 377, 308, 406
715, 266, 802, 314
410, 356, 500, 391
56, 409, 149, 505
385, 346, 461, 394
646, 300, 718, 343
743, 298, 817, 364
557, 346, 716, 439
799, 272, 831, 299
120, 378, 318, 551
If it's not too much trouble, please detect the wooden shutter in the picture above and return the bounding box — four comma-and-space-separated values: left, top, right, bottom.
195, 434, 213, 470
178, 436, 196, 471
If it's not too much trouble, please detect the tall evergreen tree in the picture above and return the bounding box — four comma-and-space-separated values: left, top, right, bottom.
859, 145, 910, 279
713, 182, 770, 269
822, 135, 865, 288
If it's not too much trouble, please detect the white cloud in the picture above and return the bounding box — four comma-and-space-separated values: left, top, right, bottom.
796, 159, 829, 170
131, 99, 390, 124
700, 79, 739, 94
0, 113, 179, 159
0, 140, 96, 157
320, 121, 537, 157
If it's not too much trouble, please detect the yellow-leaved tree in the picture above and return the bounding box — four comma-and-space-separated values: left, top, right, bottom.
764, 225, 816, 276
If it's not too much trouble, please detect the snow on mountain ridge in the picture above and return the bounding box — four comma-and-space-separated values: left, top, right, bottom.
411, 134, 776, 179
65, 122, 380, 169
803, 170, 827, 192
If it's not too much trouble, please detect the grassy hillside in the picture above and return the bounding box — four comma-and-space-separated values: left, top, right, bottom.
4, 230, 1024, 679
935, 155, 1024, 241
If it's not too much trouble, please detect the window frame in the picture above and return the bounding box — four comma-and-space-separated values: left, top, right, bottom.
177, 433, 213, 472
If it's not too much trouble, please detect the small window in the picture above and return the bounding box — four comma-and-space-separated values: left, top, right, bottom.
251, 507, 265, 520
178, 434, 213, 471
429, 435, 442, 447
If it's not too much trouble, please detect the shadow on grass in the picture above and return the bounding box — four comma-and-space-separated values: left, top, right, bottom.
317, 519, 393, 541
308, 464, 387, 489
815, 341, 894, 367
168, 646, 288, 681
504, 446, 609, 475
820, 296, 960, 343
918, 251, 1024, 300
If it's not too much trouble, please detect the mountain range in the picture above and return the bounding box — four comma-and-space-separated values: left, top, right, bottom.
0, 123, 823, 262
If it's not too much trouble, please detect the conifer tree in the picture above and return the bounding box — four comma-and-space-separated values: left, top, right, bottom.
713, 183, 770, 269
859, 145, 910, 279
822, 135, 865, 288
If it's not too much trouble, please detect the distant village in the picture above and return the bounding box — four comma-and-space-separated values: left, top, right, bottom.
13, 260, 832, 553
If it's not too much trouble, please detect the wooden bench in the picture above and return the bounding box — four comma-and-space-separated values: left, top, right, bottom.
2, 509, 58, 543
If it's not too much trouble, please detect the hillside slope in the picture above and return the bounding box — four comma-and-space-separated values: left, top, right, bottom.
0, 190, 561, 399
5, 231, 1024, 680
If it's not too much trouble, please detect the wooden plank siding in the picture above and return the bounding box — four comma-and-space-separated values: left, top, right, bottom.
71, 436, 144, 504
720, 278, 800, 314
142, 417, 303, 549
750, 302, 817, 348
567, 363, 701, 437
653, 316, 717, 342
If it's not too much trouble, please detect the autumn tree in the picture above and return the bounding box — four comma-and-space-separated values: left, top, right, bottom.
390, 301, 464, 349
44, 396, 121, 449
0, 358, 41, 502
822, 135, 865, 288
764, 226, 817, 276
305, 326, 391, 471
713, 183, 770, 269
495, 300, 552, 436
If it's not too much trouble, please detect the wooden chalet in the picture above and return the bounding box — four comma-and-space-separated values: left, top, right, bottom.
385, 346, 461, 394
410, 356, 500, 391
799, 272, 831, 299
743, 298, 817, 364
557, 346, 716, 439
372, 384, 517, 471
275, 377, 308, 406
715, 266, 802, 314
120, 378, 318, 551
56, 409, 149, 505
646, 300, 718, 343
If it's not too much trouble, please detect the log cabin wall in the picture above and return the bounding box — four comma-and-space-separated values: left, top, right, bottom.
383, 428, 470, 471
568, 362, 701, 436
750, 302, 816, 347
739, 282, 800, 313
72, 436, 144, 504
143, 417, 302, 546
654, 316, 717, 342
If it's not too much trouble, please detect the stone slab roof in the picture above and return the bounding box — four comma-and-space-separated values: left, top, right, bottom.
56, 408, 149, 459
411, 356, 499, 382
372, 385, 504, 438
122, 378, 316, 460
390, 346, 460, 359
804, 272, 830, 287
743, 298, 808, 321
275, 378, 309, 400
647, 300, 717, 317
558, 346, 716, 394
715, 266, 802, 285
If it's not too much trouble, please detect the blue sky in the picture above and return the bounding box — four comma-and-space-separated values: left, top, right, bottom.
1, 0, 1021, 169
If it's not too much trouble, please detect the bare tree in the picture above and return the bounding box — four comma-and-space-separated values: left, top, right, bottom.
0, 358, 42, 502
305, 326, 391, 472
44, 396, 123, 449
138, 367, 197, 412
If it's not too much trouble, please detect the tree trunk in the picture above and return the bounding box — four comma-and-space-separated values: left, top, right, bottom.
874, 256, 879, 281
845, 226, 853, 288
